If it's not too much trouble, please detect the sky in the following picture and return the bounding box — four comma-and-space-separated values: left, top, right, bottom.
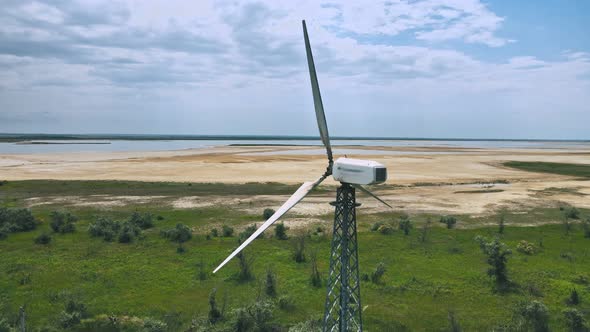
0, 0, 589, 139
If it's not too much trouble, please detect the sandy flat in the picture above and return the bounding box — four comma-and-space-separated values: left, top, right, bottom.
3, 144, 590, 218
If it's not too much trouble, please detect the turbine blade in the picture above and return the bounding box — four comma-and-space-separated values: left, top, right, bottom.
213, 175, 326, 273
354, 184, 393, 209
302, 20, 333, 165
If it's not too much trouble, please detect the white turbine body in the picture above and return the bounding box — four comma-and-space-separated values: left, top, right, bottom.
332, 157, 387, 185
212, 20, 392, 274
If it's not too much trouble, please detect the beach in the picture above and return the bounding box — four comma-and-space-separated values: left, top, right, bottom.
2, 143, 589, 218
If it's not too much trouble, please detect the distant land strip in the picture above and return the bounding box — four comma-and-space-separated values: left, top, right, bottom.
1, 133, 589, 142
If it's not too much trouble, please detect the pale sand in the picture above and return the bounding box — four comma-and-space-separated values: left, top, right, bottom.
3, 145, 590, 218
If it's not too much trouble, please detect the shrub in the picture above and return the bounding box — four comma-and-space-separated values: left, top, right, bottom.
247, 300, 274, 331
399, 216, 412, 236
567, 289, 581, 306
208, 288, 222, 324
310, 252, 322, 288
128, 212, 153, 229
58, 310, 81, 328
222, 225, 234, 237
370, 221, 384, 231
0, 207, 37, 233
516, 240, 536, 255
583, 219, 590, 238
498, 215, 505, 234
563, 308, 587, 331
475, 236, 511, 286
34, 232, 52, 245
440, 215, 457, 229
263, 208, 275, 220
265, 269, 277, 297
143, 317, 167, 332
233, 307, 254, 331
371, 262, 386, 284
277, 295, 295, 311
378, 225, 394, 235
516, 300, 549, 332
275, 223, 289, 240
118, 222, 141, 243
237, 251, 255, 282
49, 211, 77, 234
289, 319, 322, 332
211, 228, 219, 237
447, 310, 462, 332
196, 261, 208, 281
240, 224, 263, 241
292, 235, 306, 263
419, 218, 432, 243
88, 217, 121, 242
161, 223, 192, 245
564, 207, 580, 219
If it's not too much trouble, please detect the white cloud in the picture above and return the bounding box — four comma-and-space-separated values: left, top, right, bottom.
0, 0, 588, 138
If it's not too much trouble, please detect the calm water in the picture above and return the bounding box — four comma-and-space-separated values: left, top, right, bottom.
1, 139, 589, 154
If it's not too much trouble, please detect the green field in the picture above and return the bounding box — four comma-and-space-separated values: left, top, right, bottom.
1, 180, 590, 331
503, 161, 590, 179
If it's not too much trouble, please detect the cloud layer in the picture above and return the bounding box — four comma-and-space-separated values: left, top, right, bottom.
0, 0, 589, 138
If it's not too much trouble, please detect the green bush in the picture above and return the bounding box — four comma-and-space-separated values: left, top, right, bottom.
292, 235, 306, 263
143, 317, 167, 332
240, 224, 262, 241
263, 208, 276, 220
265, 269, 277, 297
0, 207, 37, 233
371, 262, 386, 284
516, 240, 536, 255
232, 307, 253, 331
275, 223, 288, 240
370, 221, 384, 231
516, 300, 549, 332
161, 223, 192, 245
208, 288, 222, 324
277, 295, 295, 311
237, 251, 255, 282
50, 211, 78, 234
399, 216, 412, 236
34, 232, 52, 245
310, 252, 322, 288
222, 225, 234, 237
128, 211, 154, 229
88, 217, 121, 242
118, 222, 141, 243
58, 310, 81, 328
583, 219, 590, 238
440, 215, 457, 229
566, 289, 581, 306
564, 207, 580, 219
378, 225, 394, 235
211, 228, 219, 237
475, 236, 512, 286
563, 308, 587, 331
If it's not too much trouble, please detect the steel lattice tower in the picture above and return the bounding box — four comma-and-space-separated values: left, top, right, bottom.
323, 183, 363, 331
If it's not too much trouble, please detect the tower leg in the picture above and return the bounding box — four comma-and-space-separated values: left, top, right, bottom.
323, 183, 363, 331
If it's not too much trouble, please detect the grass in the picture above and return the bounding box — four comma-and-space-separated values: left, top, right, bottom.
504, 161, 590, 179
1, 181, 590, 330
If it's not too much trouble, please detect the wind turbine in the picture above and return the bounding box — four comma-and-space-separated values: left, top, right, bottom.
213, 20, 391, 332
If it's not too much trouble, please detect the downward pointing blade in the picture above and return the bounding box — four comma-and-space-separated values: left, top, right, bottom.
354, 184, 393, 209
302, 20, 333, 165
213, 175, 326, 273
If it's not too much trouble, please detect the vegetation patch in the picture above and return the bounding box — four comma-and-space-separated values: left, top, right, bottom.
503, 161, 590, 179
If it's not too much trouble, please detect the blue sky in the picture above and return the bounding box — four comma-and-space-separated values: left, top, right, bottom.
0, 0, 588, 139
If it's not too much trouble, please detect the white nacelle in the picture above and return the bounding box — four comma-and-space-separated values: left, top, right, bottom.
332, 157, 387, 185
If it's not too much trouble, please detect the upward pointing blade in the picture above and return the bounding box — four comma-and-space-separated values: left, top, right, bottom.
213, 175, 326, 273
354, 184, 393, 209
303, 20, 333, 167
